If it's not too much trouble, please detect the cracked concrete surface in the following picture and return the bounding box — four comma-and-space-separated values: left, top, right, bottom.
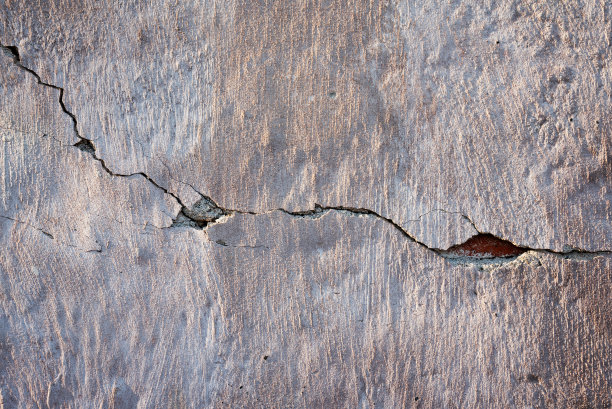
6, 41, 605, 262
0, 1, 611, 407
2, 0, 610, 252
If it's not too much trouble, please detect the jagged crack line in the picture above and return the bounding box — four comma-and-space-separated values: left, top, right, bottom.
2, 45, 609, 263
205, 204, 611, 262
1, 44, 195, 222
278, 204, 440, 255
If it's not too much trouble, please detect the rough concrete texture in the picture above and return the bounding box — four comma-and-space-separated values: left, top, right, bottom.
0, 0, 610, 407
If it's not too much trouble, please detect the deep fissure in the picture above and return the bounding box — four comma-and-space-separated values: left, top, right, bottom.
2, 44, 610, 263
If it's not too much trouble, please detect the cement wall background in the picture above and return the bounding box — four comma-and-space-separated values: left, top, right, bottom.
0, 1, 610, 407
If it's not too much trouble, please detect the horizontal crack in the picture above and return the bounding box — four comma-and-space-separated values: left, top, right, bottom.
182, 200, 612, 263
3, 44, 609, 265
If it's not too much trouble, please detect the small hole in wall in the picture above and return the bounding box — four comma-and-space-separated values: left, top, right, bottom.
74, 139, 96, 154
496, 40, 500, 44
263, 355, 269, 361
328, 91, 337, 98
443, 234, 526, 259
415, 397, 419, 401
569, 118, 573, 122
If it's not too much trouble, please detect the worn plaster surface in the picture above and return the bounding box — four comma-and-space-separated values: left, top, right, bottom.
0, 1, 610, 407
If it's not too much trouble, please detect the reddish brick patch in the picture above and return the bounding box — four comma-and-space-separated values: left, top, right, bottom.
445, 234, 526, 258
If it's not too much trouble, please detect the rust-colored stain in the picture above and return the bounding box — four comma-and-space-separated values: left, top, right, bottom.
446, 234, 526, 258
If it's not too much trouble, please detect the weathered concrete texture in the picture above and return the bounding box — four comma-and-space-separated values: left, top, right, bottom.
0, 0, 611, 407
1, 0, 610, 251
1, 209, 611, 407
0, 51, 180, 253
